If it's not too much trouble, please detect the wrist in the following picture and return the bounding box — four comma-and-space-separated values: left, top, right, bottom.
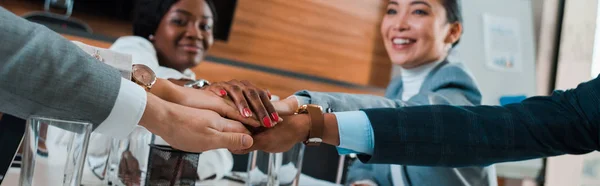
139, 93, 173, 138
322, 113, 339, 146
151, 78, 185, 104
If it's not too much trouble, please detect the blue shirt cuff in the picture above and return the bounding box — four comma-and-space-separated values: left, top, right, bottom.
333, 111, 374, 155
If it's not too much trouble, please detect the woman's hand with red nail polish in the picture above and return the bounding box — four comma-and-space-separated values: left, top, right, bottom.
203, 80, 279, 128
161, 81, 262, 128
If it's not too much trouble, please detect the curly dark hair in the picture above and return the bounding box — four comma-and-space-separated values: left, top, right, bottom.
132, 0, 217, 39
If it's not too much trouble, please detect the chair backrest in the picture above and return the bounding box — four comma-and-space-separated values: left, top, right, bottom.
21, 0, 92, 34
45, 0, 74, 17
22, 12, 92, 33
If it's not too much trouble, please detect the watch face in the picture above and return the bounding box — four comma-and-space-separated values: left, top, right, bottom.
132, 64, 156, 86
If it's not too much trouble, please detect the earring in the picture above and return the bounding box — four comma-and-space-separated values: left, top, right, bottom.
149, 34, 155, 40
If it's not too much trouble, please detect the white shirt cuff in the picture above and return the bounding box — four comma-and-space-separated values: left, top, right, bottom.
94, 78, 147, 138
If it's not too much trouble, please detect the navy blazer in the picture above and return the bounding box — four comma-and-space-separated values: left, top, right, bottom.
359, 74, 600, 166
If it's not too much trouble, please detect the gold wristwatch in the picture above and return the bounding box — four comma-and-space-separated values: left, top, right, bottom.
295, 104, 325, 146
131, 64, 157, 91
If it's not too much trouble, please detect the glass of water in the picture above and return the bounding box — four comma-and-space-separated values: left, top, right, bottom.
19, 116, 92, 186
246, 143, 305, 186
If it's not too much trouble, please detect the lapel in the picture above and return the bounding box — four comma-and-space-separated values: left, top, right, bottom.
384, 59, 450, 100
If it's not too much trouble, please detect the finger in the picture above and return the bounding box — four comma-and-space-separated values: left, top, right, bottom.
215, 132, 253, 150
244, 88, 273, 128
238, 81, 272, 127
258, 89, 281, 124
221, 119, 252, 135
221, 99, 262, 127
205, 84, 228, 97
223, 83, 254, 119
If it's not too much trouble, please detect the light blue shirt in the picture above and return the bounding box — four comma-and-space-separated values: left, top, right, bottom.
294, 96, 375, 155
333, 111, 375, 155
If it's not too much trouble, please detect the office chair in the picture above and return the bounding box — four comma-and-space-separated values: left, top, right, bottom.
21, 0, 92, 33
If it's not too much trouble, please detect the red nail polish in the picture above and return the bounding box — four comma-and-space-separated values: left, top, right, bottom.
263, 116, 272, 128
220, 89, 227, 96
243, 108, 253, 118
271, 112, 279, 122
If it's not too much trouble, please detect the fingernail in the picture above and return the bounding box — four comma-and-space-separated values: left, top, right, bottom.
267, 90, 272, 99
278, 117, 283, 122
220, 89, 227, 96
242, 108, 253, 118
270, 112, 280, 122
242, 135, 253, 148
263, 116, 273, 128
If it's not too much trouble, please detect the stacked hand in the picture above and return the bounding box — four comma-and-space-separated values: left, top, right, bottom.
141, 78, 319, 154
201, 80, 320, 153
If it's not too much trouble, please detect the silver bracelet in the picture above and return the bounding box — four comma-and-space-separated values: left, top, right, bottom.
184, 79, 210, 89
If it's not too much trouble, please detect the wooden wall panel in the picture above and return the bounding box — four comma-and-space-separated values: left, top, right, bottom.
3, 0, 393, 89
193, 62, 385, 98
208, 0, 392, 87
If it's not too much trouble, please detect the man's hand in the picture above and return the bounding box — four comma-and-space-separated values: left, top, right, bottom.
151, 78, 262, 127
140, 93, 254, 152
233, 114, 311, 154
233, 113, 340, 154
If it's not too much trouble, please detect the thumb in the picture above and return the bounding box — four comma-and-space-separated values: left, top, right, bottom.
217, 132, 253, 150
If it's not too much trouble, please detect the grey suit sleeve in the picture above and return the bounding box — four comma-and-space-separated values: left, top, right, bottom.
0, 8, 122, 128
294, 88, 473, 113
294, 64, 480, 111
294, 91, 407, 112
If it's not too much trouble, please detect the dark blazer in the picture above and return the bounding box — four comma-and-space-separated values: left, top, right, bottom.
359, 74, 600, 167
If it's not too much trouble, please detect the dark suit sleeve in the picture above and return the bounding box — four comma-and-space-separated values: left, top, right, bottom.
359, 75, 600, 167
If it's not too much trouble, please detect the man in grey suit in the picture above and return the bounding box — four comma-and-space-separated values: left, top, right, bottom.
0, 7, 253, 153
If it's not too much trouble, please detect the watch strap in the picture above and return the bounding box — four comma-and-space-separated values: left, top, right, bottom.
299, 104, 325, 146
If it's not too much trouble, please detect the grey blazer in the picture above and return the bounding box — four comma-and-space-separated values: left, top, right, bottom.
294, 61, 497, 186
0, 7, 121, 129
